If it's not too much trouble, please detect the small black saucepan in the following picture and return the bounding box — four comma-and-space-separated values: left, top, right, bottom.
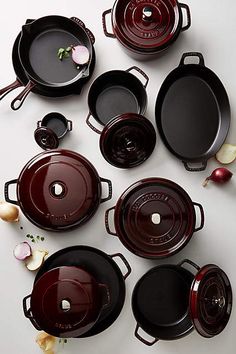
132, 259, 232, 345
155, 52, 230, 171
34, 112, 73, 150
86, 66, 148, 129
10, 16, 95, 110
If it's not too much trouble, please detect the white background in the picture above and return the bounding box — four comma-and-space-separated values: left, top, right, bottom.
0, 0, 235, 353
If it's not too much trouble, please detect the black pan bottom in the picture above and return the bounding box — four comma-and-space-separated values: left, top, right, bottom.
95, 86, 139, 125
35, 246, 126, 337
132, 265, 194, 340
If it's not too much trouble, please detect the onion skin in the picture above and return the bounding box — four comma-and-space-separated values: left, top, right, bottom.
0, 202, 19, 222
203, 168, 233, 187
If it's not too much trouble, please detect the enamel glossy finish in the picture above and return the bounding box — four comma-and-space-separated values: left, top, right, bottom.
34, 127, 59, 150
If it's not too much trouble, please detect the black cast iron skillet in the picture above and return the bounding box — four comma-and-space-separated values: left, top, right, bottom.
10, 16, 95, 110
155, 52, 230, 172
34, 246, 131, 337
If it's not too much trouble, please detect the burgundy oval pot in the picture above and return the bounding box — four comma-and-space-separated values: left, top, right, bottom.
132, 259, 232, 345
4, 149, 112, 231
105, 178, 204, 258
102, 0, 191, 59
23, 266, 110, 338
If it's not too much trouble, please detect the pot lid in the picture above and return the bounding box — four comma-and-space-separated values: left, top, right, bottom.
114, 178, 197, 258
190, 265, 232, 338
17, 150, 101, 231
31, 266, 103, 337
34, 127, 59, 150
112, 0, 180, 52
100, 114, 156, 168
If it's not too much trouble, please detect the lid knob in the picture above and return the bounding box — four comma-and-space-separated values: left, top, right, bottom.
142, 6, 153, 21
205, 296, 226, 309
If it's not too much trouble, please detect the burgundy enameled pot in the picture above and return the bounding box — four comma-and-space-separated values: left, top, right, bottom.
23, 266, 110, 338
4, 149, 112, 231
132, 259, 232, 345
105, 178, 204, 258
102, 0, 191, 58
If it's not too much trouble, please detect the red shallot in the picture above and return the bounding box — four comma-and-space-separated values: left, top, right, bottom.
203, 168, 233, 187
14, 242, 32, 261
71, 45, 90, 65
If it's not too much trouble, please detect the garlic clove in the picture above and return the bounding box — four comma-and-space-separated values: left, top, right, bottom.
25, 250, 48, 271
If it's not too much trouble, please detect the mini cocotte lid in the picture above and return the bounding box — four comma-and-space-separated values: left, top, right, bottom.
190, 264, 232, 338
34, 126, 59, 150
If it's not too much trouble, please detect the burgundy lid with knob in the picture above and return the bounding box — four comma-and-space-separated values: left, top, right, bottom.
34, 126, 59, 150
190, 264, 233, 338
30, 266, 109, 337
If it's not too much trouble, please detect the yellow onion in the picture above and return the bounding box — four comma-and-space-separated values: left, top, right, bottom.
0, 202, 19, 222
36, 332, 56, 353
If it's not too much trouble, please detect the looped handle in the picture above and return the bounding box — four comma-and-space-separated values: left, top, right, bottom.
126, 66, 149, 88
179, 3, 191, 31
100, 178, 113, 203
99, 283, 111, 308
37, 120, 42, 128
179, 52, 205, 67
11, 81, 36, 111
67, 120, 73, 131
193, 202, 205, 232
4, 179, 18, 205
183, 160, 207, 172
0, 79, 23, 101
178, 259, 200, 271
86, 113, 103, 134
135, 324, 159, 346
110, 253, 131, 279
102, 9, 116, 38
23, 295, 41, 330
105, 207, 118, 236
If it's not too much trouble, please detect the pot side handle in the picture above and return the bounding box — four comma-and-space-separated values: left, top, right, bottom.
135, 324, 159, 346
86, 113, 103, 134
4, 179, 18, 205
126, 66, 149, 89
23, 295, 41, 330
182, 160, 207, 172
0, 79, 23, 101
105, 206, 118, 237
100, 178, 113, 203
179, 3, 191, 31
11, 81, 36, 111
102, 9, 116, 38
179, 52, 205, 67
193, 202, 205, 232
178, 259, 200, 271
67, 120, 73, 131
110, 253, 132, 279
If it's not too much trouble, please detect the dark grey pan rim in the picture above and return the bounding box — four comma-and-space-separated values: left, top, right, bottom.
155, 57, 230, 171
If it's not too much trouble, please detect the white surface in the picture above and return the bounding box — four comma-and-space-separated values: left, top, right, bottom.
0, 0, 235, 353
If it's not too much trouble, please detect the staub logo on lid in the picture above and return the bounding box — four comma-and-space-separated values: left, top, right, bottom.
132, 193, 169, 212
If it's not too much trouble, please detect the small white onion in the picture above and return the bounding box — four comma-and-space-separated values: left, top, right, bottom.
14, 242, 32, 261
216, 143, 236, 164
0, 202, 19, 222
72, 45, 90, 65
25, 250, 48, 271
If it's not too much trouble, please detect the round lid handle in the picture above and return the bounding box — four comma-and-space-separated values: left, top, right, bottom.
142, 6, 153, 21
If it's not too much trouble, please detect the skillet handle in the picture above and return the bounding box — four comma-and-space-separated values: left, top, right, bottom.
71, 17, 95, 44
179, 52, 205, 66
126, 66, 149, 89
23, 295, 41, 330
102, 9, 116, 38
110, 253, 131, 280
4, 179, 18, 205
179, 3, 191, 31
0, 79, 23, 101
178, 259, 200, 271
183, 160, 207, 172
193, 202, 205, 232
135, 324, 159, 346
100, 178, 113, 203
105, 207, 118, 237
11, 81, 36, 111
86, 113, 103, 134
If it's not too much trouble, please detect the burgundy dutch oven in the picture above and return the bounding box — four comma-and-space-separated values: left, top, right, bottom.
23, 266, 110, 337
4, 149, 112, 231
102, 0, 191, 58
132, 259, 233, 345
23, 246, 132, 338
105, 178, 204, 258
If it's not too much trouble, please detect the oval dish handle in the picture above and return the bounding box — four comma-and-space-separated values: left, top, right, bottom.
179, 52, 205, 67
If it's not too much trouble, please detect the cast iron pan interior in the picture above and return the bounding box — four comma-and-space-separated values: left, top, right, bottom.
19, 16, 94, 87
155, 53, 230, 171
88, 70, 147, 126
42, 112, 68, 138
35, 246, 126, 337
132, 265, 194, 340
